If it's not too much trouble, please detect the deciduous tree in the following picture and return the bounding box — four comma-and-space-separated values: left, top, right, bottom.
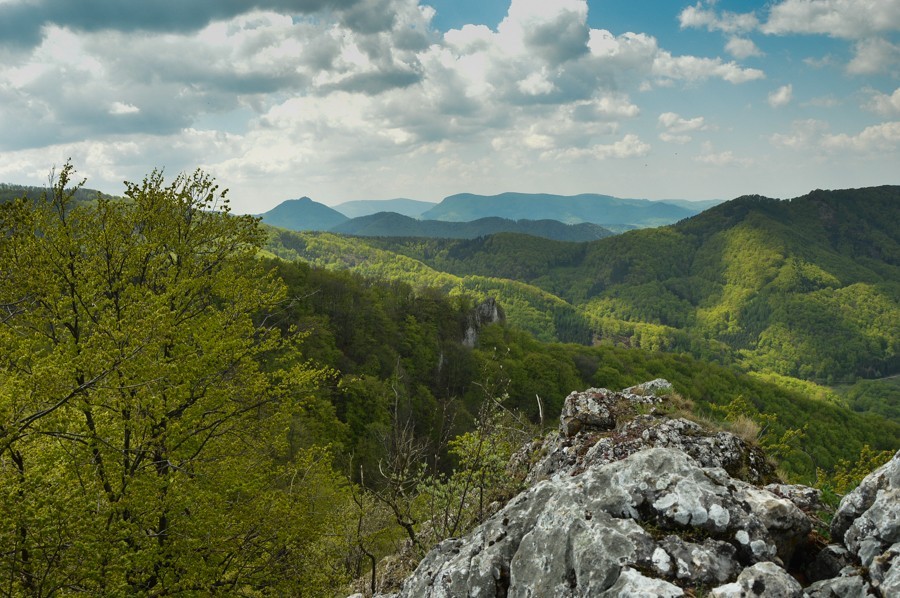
0, 164, 350, 595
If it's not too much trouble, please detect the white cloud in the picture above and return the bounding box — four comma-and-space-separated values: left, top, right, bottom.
658, 113, 704, 132
582, 96, 640, 120
658, 112, 707, 144
768, 84, 793, 108
846, 38, 900, 75
821, 121, 900, 152
652, 53, 765, 84
544, 134, 651, 161
0, 0, 767, 159
679, 3, 759, 34
802, 95, 841, 108
769, 119, 830, 149
770, 119, 900, 154
496, 0, 590, 64
110, 102, 140, 115
763, 0, 900, 39
0, 130, 239, 194
864, 88, 900, 116
517, 71, 556, 96
694, 150, 752, 166
8, 0, 889, 211
444, 24, 493, 53
761, 1, 900, 75
803, 55, 837, 68
725, 37, 763, 59
677, 3, 768, 67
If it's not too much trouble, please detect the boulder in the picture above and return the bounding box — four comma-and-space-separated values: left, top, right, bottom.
602, 568, 684, 597
654, 536, 740, 585
528, 382, 775, 486
831, 449, 900, 595
765, 483, 826, 514
804, 569, 874, 597
831, 450, 900, 553
392, 448, 814, 597
371, 385, 900, 598
556, 381, 673, 438
709, 561, 802, 597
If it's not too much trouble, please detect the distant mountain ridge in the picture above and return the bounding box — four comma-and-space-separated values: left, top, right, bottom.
332, 198, 436, 219
258, 191, 718, 238
330, 212, 614, 241
256, 196, 620, 241
422, 192, 711, 227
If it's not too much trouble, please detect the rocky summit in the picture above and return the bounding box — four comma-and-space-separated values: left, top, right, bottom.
367, 381, 900, 597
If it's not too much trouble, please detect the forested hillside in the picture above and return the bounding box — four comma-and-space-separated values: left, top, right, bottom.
0, 182, 115, 205
270, 187, 900, 428
262, 258, 898, 485
1, 169, 896, 594
330, 213, 614, 241
267, 228, 596, 344
355, 188, 900, 384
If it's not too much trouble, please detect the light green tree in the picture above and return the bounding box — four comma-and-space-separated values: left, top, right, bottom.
0, 165, 351, 595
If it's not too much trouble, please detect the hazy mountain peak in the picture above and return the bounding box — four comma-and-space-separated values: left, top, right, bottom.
258, 196, 347, 231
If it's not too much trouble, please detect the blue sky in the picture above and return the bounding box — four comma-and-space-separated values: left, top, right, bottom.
0, 0, 898, 213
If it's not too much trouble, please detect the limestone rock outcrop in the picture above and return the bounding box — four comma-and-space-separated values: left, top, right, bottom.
525, 382, 776, 486
818, 450, 900, 596
462, 298, 505, 348
375, 382, 900, 597
392, 447, 812, 597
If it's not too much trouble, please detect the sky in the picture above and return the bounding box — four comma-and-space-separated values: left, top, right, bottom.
0, 0, 898, 214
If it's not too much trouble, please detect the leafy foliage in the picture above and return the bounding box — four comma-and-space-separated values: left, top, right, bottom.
0, 165, 354, 595
841, 376, 900, 420
816, 444, 895, 499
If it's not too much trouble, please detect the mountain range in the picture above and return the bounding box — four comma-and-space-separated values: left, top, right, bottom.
420, 192, 708, 226
258, 191, 718, 239
266, 185, 900, 395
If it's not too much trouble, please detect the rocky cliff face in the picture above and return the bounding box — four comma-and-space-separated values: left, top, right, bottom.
462, 298, 505, 348
371, 381, 900, 597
